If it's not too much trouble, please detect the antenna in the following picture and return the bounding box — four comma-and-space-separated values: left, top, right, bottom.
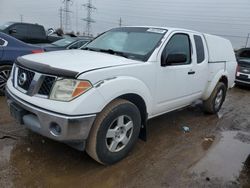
82, 0, 96, 37
62, 0, 73, 33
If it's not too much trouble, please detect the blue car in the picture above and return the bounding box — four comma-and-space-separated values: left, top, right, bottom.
0, 32, 44, 95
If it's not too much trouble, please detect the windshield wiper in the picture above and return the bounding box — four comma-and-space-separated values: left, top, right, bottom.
82, 47, 128, 58
99, 49, 128, 58
82, 47, 100, 52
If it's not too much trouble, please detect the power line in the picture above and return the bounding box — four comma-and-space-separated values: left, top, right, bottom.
82, 0, 96, 36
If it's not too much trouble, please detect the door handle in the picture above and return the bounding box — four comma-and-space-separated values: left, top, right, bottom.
188, 71, 195, 75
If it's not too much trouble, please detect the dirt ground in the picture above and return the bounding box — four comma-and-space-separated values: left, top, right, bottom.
0, 86, 249, 188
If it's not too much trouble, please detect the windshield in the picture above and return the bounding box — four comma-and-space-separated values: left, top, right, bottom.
84, 27, 166, 61
52, 38, 77, 47
237, 49, 250, 64
0, 22, 13, 30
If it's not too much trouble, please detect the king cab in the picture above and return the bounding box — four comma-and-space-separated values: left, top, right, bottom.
6, 27, 237, 165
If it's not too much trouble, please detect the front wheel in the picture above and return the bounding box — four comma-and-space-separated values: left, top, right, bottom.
203, 82, 227, 114
0, 65, 12, 96
86, 99, 141, 165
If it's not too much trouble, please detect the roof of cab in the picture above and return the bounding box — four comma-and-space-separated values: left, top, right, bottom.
121, 26, 203, 34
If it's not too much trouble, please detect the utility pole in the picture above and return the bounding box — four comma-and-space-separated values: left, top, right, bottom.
119, 17, 122, 27
20, 14, 23, 23
59, 7, 63, 30
75, 3, 79, 34
245, 33, 250, 47
62, 0, 73, 33
82, 0, 96, 37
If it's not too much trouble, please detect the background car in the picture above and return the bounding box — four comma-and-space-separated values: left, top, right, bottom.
0, 22, 62, 44
38, 37, 91, 51
235, 48, 250, 86
0, 32, 44, 95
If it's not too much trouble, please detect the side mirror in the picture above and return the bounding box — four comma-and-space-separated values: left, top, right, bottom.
47, 28, 55, 36
9, 29, 17, 35
162, 53, 187, 66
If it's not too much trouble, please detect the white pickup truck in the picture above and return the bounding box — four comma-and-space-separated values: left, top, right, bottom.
6, 26, 237, 164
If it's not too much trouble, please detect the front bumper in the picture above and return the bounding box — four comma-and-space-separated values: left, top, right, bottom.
6, 87, 96, 150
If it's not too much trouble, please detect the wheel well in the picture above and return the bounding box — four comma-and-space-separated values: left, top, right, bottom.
118, 94, 147, 126
219, 76, 228, 88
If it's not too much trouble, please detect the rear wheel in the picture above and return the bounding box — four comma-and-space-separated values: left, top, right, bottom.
86, 99, 141, 165
0, 65, 12, 96
203, 82, 227, 114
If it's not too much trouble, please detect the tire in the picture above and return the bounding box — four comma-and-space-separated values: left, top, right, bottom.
203, 82, 227, 114
86, 99, 141, 165
0, 65, 12, 96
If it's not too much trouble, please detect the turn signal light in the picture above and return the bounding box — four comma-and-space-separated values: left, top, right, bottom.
72, 81, 92, 98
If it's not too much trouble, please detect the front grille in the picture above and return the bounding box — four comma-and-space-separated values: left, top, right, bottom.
14, 65, 57, 97
17, 67, 35, 91
38, 76, 56, 96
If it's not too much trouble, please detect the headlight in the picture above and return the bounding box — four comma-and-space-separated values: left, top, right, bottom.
50, 79, 92, 101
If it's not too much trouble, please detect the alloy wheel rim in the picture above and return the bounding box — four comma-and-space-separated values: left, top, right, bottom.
0, 69, 11, 92
215, 89, 223, 110
106, 115, 134, 152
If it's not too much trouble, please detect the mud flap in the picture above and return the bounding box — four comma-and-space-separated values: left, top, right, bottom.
139, 124, 147, 141
66, 141, 86, 151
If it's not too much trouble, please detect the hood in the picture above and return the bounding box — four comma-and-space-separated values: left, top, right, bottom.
18, 50, 141, 77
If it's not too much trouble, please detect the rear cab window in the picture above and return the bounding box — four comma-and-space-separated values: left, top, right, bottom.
28, 25, 46, 39
194, 35, 205, 63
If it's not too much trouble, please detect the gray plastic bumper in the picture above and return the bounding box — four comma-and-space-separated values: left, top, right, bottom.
6, 88, 96, 150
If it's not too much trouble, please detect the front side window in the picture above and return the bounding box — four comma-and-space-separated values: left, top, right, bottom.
85, 27, 166, 61
194, 35, 205, 63
162, 33, 191, 65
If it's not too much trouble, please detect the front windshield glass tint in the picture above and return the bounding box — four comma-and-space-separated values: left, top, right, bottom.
52, 38, 76, 47
0, 22, 13, 30
86, 27, 166, 61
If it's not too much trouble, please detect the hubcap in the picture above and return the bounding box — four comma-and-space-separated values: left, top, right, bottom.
0, 69, 11, 92
106, 115, 133, 152
215, 89, 223, 110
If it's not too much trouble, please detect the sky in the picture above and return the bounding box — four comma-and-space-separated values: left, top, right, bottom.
0, 0, 250, 49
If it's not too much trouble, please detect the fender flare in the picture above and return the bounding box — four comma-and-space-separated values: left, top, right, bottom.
202, 70, 228, 100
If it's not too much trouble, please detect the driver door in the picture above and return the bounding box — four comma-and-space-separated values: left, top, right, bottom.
154, 32, 197, 115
